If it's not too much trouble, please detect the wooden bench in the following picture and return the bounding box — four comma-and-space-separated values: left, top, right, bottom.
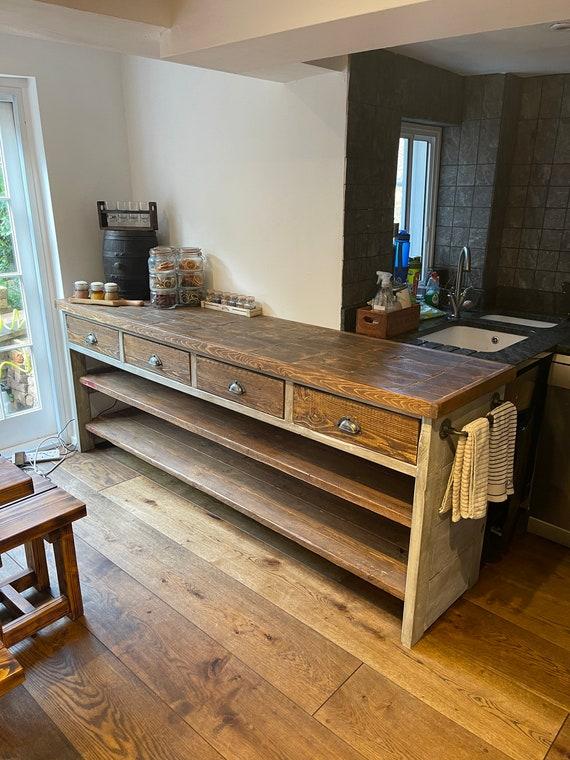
0, 487, 87, 647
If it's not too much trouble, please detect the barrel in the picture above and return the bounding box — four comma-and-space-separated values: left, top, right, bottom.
102, 229, 157, 300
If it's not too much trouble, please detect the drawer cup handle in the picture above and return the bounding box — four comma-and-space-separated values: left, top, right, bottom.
148, 354, 162, 367
85, 332, 98, 346
337, 416, 361, 436
228, 380, 244, 396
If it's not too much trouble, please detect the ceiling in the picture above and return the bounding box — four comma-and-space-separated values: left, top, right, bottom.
3, 1, 570, 81
392, 22, 570, 76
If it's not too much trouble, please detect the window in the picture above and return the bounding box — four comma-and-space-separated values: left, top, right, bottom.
0, 90, 60, 450
394, 123, 441, 280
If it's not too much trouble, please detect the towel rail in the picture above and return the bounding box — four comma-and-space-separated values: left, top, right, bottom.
439, 392, 506, 440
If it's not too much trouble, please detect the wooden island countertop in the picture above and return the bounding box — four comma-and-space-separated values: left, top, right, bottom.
57, 301, 515, 419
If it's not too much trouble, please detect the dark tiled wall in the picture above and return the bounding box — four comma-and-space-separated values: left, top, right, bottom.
343, 50, 463, 329
495, 74, 570, 314
433, 75, 507, 291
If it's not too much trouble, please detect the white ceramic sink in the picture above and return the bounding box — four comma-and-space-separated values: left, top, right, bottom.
480, 314, 556, 328
427, 325, 527, 353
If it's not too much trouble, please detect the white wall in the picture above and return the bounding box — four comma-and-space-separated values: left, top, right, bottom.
122, 56, 346, 328
0, 33, 132, 291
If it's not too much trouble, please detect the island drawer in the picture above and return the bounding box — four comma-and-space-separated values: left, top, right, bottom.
195, 357, 285, 417
292, 386, 420, 464
123, 334, 191, 384
66, 316, 120, 360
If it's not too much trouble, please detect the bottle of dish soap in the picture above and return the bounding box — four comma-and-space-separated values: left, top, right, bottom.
424, 272, 440, 307
371, 271, 402, 312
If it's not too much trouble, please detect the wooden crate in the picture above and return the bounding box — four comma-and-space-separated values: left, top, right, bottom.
356, 304, 420, 339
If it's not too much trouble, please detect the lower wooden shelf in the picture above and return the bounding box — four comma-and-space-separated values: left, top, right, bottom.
86, 410, 409, 599
80, 370, 414, 527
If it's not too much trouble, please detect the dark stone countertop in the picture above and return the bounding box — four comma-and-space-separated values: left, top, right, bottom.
393, 309, 570, 366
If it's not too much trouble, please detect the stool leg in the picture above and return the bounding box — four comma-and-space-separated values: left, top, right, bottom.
25, 539, 50, 592
52, 525, 83, 620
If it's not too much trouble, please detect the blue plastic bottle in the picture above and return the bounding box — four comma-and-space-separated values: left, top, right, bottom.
393, 230, 410, 284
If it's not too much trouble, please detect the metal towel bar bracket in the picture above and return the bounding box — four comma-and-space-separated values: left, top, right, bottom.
439, 392, 505, 440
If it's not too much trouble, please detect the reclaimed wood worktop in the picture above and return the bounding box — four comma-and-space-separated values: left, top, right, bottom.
57, 301, 515, 419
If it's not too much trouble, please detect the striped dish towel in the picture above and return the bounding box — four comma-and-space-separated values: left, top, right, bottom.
487, 401, 517, 503
440, 417, 490, 522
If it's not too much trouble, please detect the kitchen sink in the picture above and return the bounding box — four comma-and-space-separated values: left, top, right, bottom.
480, 314, 557, 328
426, 325, 527, 353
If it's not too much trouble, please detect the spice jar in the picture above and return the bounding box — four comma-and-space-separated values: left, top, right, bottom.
74, 280, 89, 299
89, 282, 105, 300
150, 271, 177, 290
150, 288, 177, 309
178, 287, 202, 307
149, 246, 177, 273
178, 247, 204, 271
104, 282, 120, 301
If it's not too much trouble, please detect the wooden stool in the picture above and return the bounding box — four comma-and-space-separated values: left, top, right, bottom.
0, 487, 86, 647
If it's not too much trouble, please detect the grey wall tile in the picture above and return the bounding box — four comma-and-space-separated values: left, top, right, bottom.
459, 120, 480, 164
554, 119, 570, 164
534, 270, 556, 290
500, 247, 519, 267
502, 228, 522, 247
550, 164, 570, 185
478, 119, 501, 163
453, 207, 472, 227
541, 229, 563, 250
540, 75, 564, 118
520, 77, 541, 120
537, 250, 560, 271
530, 163, 552, 185
457, 164, 476, 186
534, 119, 558, 163
518, 249, 538, 269
455, 186, 474, 206
547, 186, 569, 207
473, 186, 493, 207
440, 164, 458, 186
475, 164, 495, 185
544, 208, 566, 229
521, 228, 542, 249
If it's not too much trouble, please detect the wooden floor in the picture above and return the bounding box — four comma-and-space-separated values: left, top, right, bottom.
1, 447, 569, 760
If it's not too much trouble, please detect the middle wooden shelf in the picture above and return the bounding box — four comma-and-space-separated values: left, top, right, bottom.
80, 369, 415, 527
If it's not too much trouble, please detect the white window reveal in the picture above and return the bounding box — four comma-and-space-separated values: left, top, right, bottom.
394, 122, 441, 280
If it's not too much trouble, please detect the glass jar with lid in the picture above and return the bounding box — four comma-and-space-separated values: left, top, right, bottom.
150, 288, 177, 309
177, 247, 204, 273
104, 282, 120, 301
74, 280, 89, 299
89, 281, 105, 300
149, 246, 177, 273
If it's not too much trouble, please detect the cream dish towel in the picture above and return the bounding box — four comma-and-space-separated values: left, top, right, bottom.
440, 418, 490, 522
487, 401, 517, 503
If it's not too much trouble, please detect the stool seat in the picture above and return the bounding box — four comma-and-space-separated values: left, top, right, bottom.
0, 488, 86, 553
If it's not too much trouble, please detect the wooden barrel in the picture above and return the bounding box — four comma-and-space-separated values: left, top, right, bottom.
102, 229, 157, 300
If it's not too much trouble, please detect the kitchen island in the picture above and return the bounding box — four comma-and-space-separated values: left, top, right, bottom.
57, 300, 515, 646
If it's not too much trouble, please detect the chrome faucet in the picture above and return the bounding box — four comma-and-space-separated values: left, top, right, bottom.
448, 246, 472, 320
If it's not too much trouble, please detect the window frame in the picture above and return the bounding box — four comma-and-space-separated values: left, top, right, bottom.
0, 77, 68, 449
398, 122, 442, 281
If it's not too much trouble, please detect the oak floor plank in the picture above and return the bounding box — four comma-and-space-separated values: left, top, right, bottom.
315, 663, 511, 760
70, 536, 365, 760
52, 467, 362, 715
0, 687, 81, 760
546, 715, 570, 760
466, 536, 570, 651
12, 621, 222, 760
104, 447, 353, 582
466, 573, 570, 652
52, 451, 569, 760
424, 598, 570, 712
60, 449, 138, 492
